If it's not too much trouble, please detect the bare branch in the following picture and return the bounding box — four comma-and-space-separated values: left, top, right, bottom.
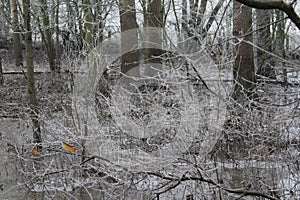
235, 0, 300, 29
145, 172, 279, 200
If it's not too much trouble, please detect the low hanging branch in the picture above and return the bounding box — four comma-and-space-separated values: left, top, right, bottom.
145, 171, 279, 200
235, 0, 300, 30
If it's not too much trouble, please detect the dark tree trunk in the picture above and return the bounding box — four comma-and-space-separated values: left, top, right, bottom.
256, 9, 275, 78
10, 0, 23, 67
0, 53, 3, 85
232, 2, 256, 100
144, 0, 163, 64
119, 0, 139, 74
40, 0, 57, 71
23, 0, 42, 143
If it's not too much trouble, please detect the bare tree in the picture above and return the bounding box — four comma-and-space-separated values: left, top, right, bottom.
232, 1, 256, 100
94, 0, 106, 45
181, 0, 226, 42
10, 0, 23, 67
144, 0, 163, 64
119, 0, 139, 74
82, 0, 94, 49
0, 0, 11, 40
81, 0, 108, 51
0, 53, 3, 85
274, 10, 288, 85
1, 1, 298, 199
39, 0, 57, 71
256, 9, 274, 78
55, 0, 60, 65
23, 0, 42, 143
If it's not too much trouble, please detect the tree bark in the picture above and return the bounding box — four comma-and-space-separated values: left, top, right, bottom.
144, 0, 163, 64
274, 10, 288, 86
0, 54, 3, 85
75, 2, 84, 50
23, 0, 42, 143
232, 2, 256, 100
95, 0, 105, 45
10, 0, 23, 67
119, 0, 139, 74
181, 0, 188, 32
55, 0, 60, 65
256, 9, 274, 78
40, 0, 57, 71
82, 0, 94, 49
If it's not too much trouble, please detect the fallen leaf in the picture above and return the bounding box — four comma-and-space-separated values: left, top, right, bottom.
61, 141, 76, 154
31, 143, 39, 157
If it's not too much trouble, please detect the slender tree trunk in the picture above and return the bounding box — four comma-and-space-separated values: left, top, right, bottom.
275, 10, 287, 86
40, 0, 57, 71
10, 0, 23, 67
23, 0, 42, 143
181, 0, 225, 42
144, 0, 163, 64
75, 2, 84, 50
181, 0, 188, 31
197, 0, 208, 28
203, 0, 225, 34
119, 0, 139, 74
256, 9, 274, 78
232, 2, 256, 100
95, 0, 104, 45
55, 0, 60, 65
82, 0, 94, 49
179, 0, 188, 49
190, 0, 198, 28
0, 53, 3, 85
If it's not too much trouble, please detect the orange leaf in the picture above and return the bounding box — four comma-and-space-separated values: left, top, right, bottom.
31, 143, 39, 157
61, 141, 76, 154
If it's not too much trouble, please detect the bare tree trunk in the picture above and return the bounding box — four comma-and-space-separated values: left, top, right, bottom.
75, 2, 84, 50
10, 0, 23, 67
82, 0, 94, 49
0, 53, 3, 85
181, 0, 225, 42
95, 0, 104, 45
181, 0, 188, 31
55, 0, 60, 66
256, 9, 275, 78
203, 0, 225, 34
40, 0, 57, 71
23, 0, 42, 143
274, 10, 287, 86
198, 0, 208, 28
232, 2, 256, 100
119, 0, 139, 74
144, 0, 163, 64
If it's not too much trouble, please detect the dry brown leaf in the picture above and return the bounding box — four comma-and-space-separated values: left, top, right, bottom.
61, 141, 76, 154
31, 143, 39, 157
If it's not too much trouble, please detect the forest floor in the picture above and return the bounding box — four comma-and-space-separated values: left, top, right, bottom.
0, 48, 299, 161
0, 48, 299, 199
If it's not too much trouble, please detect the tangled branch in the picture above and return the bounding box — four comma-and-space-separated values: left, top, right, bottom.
145, 171, 279, 200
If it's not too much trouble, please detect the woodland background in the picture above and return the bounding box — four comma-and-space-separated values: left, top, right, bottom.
0, 0, 299, 199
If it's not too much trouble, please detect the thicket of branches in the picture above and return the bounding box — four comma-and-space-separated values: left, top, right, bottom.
0, 0, 299, 199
